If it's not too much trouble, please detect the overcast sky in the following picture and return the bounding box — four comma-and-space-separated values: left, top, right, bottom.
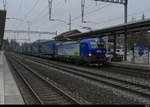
1, 0, 150, 43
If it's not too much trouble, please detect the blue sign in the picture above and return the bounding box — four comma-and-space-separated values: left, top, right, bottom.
134, 46, 149, 57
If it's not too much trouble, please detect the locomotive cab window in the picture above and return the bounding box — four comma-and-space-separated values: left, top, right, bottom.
90, 42, 98, 49
90, 41, 105, 49
81, 44, 85, 48
97, 42, 104, 48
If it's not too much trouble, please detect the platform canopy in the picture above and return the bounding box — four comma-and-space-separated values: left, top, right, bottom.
0, 10, 7, 49
66, 19, 150, 40
54, 29, 81, 41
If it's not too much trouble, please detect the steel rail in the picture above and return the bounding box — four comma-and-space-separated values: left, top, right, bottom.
16, 54, 150, 100
6, 56, 44, 104
20, 53, 150, 78
9, 54, 81, 105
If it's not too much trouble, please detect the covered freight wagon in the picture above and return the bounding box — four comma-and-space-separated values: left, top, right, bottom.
31, 43, 40, 56
39, 40, 57, 58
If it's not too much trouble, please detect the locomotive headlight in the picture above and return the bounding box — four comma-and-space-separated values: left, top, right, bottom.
88, 52, 92, 56
88, 53, 92, 56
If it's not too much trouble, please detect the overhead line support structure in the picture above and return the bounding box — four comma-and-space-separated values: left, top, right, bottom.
94, 0, 128, 61
5, 29, 57, 35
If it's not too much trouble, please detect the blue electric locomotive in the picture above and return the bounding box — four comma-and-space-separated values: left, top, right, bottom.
56, 38, 107, 65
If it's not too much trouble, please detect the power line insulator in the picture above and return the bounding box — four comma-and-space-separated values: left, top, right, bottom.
81, 0, 85, 23
48, 0, 53, 21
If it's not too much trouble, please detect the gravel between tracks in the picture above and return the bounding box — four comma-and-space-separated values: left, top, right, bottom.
19, 55, 150, 104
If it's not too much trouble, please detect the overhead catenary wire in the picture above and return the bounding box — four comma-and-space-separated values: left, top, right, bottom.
60, 1, 150, 30
24, 0, 40, 20
32, 0, 85, 26
38, 2, 112, 33
58, 7, 150, 34
93, 8, 150, 27
30, 3, 48, 23
31, 0, 62, 25
13, 0, 23, 29
52, 3, 112, 31
27, 0, 64, 41
72, 3, 112, 21
6, 0, 150, 36
56, 3, 112, 31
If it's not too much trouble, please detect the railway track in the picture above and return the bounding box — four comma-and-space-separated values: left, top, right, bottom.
19, 53, 150, 79
13, 53, 150, 101
6, 54, 81, 105
102, 66, 150, 79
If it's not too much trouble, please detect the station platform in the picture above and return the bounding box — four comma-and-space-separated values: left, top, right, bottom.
110, 61, 150, 71
0, 51, 24, 104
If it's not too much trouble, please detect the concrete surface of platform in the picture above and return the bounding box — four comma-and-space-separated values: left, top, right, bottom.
0, 51, 24, 104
